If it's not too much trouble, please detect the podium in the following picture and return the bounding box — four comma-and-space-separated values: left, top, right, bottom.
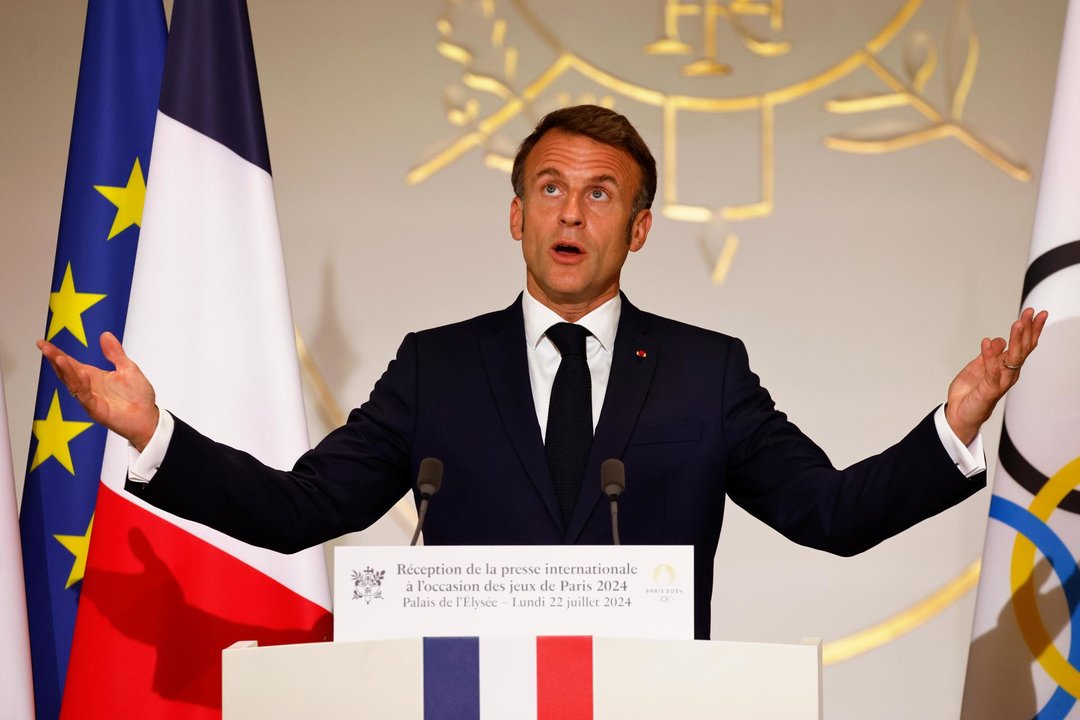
222, 635, 823, 719
223, 546, 822, 717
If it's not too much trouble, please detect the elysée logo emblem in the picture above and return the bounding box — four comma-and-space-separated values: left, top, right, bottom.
351, 566, 386, 605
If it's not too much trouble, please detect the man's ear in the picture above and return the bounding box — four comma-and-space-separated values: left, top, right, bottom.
510, 196, 524, 241
629, 209, 652, 252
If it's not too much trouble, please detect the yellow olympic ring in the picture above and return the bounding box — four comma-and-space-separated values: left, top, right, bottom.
1010, 455, 1080, 698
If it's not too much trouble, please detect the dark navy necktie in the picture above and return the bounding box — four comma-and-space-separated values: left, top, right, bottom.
544, 322, 593, 526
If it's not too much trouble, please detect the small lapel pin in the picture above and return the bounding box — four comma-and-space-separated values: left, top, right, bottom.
635, 349, 647, 359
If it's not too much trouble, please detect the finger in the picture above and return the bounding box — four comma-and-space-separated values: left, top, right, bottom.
37, 339, 66, 366
1030, 309, 1049, 348
1004, 316, 1026, 366
37, 340, 103, 415
978, 337, 992, 365
1011, 308, 1048, 366
44, 356, 89, 408
1015, 306, 1032, 349
53, 355, 93, 397
99, 331, 132, 370
1020, 311, 1033, 354
40, 343, 79, 388
984, 336, 1006, 361
983, 337, 1010, 379
1017, 307, 1037, 355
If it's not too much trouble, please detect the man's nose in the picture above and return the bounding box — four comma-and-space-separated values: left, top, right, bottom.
559, 195, 583, 226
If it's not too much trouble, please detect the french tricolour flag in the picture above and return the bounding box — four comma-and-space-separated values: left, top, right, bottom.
243, 636, 606, 719
61, 0, 331, 717
424, 636, 593, 719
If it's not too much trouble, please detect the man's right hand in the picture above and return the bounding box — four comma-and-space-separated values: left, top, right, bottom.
38, 331, 159, 452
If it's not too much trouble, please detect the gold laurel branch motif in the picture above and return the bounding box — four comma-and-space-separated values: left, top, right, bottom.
463, 71, 516, 101
422, 3, 526, 184
294, 326, 418, 536
904, 31, 937, 94
945, 0, 978, 120
951, 29, 977, 121
823, 559, 980, 665
824, 1, 1030, 182
437, 41, 473, 65
825, 118, 1030, 182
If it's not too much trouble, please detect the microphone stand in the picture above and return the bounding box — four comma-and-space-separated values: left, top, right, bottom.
410, 458, 443, 546
600, 458, 626, 546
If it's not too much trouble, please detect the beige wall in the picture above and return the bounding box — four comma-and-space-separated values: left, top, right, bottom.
0, 1, 1069, 717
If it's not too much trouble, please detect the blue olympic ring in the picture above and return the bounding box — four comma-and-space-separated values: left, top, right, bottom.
990, 495, 1080, 719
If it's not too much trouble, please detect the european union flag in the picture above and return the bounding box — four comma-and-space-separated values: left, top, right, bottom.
19, 1, 166, 717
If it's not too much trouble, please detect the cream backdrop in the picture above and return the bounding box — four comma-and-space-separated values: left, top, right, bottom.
0, 1, 1069, 717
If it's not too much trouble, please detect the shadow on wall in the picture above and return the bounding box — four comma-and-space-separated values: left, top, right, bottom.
960, 558, 1068, 718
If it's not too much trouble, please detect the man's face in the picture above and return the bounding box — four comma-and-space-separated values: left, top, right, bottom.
510, 130, 651, 318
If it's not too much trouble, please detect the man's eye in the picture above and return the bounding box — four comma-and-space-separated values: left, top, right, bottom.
590, 189, 609, 200
543, 184, 559, 195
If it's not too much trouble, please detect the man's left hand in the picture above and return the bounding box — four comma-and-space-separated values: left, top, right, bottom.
946, 307, 1048, 445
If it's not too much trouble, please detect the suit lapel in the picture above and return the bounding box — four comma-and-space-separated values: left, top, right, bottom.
566, 295, 657, 542
480, 296, 564, 530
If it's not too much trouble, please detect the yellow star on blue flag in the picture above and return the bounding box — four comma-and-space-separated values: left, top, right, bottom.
30, 390, 94, 474
54, 514, 95, 589
46, 262, 107, 346
94, 157, 147, 240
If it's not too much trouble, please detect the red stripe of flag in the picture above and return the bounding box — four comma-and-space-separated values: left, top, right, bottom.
61, 485, 331, 717
537, 636, 593, 720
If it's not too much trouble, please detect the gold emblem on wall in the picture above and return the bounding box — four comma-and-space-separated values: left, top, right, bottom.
409, 0, 1029, 284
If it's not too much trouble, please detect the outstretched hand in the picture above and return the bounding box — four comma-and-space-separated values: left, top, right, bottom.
945, 307, 1048, 445
37, 331, 159, 451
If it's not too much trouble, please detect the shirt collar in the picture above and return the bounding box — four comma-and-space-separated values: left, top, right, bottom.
522, 290, 621, 353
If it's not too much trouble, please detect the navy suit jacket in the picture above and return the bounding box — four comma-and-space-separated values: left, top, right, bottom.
132, 294, 984, 639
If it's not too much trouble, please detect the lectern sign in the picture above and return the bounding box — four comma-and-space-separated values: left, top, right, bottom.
333, 545, 694, 642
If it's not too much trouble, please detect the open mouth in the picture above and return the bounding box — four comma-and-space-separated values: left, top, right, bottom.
554, 243, 583, 255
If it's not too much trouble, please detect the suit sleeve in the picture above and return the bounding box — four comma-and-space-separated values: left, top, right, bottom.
720, 338, 985, 556
127, 334, 421, 553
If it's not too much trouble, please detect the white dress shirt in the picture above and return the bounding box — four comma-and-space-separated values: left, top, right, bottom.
522, 290, 619, 440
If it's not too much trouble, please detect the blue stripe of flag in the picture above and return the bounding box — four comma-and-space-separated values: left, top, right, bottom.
424, 637, 480, 720
158, 0, 271, 174
19, 1, 165, 717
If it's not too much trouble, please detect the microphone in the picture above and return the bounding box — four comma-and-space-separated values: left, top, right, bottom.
600, 459, 625, 546
410, 458, 444, 546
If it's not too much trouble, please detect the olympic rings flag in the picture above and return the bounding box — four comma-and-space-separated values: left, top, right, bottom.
960, 1, 1080, 717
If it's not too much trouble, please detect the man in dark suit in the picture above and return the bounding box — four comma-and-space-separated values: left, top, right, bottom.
40, 105, 1046, 639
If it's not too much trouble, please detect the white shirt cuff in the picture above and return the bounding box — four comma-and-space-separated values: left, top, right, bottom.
127, 409, 175, 484
933, 404, 986, 478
